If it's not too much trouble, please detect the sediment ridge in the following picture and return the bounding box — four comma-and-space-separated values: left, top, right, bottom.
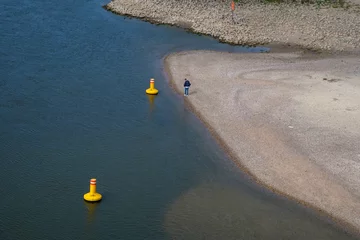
105, 0, 360, 51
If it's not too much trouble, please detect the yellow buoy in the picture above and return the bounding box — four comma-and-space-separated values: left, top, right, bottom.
146, 78, 159, 95
84, 178, 102, 202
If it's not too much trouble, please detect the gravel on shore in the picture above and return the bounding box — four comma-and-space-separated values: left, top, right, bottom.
165, 50, 360, 232
105, 0, 360, 51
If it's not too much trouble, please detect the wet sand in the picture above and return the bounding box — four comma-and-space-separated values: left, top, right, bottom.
164, 50, 360, 232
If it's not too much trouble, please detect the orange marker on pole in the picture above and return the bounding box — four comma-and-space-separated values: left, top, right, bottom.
231, 1, 235, 23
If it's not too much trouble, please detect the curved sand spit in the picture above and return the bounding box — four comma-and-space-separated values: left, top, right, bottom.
103, 0, 360, 233
165, 50, 360, 232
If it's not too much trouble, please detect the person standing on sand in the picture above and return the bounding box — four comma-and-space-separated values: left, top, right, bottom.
184, 78, 191, 96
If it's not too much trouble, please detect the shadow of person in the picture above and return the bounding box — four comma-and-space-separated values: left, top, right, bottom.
189, 90, 197, 95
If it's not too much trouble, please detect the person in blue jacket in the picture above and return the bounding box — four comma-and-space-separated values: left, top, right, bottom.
184, 78, 191, 96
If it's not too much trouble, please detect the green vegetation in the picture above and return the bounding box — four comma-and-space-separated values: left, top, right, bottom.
230, 0, 348, 8
261, 0, 348, 8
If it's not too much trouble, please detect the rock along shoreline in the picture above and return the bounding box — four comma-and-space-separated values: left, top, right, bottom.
104, 0, 360, 52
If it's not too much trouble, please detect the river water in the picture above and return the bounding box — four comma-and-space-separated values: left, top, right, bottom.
1, 0, 359, 239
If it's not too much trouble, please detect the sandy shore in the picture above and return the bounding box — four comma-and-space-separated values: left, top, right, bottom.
164, 50, 360, 232
105, 0, 360, 51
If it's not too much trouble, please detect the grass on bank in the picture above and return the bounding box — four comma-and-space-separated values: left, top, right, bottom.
258, 0, 349, 8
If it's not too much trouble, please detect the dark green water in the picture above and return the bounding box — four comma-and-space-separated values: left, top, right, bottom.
1, 0, 359, 239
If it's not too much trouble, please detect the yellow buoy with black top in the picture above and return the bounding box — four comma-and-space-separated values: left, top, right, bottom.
146, 78, 158, 95
84, 178, 102, 202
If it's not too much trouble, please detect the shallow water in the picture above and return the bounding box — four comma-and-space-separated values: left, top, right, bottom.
0, 0, 359, 239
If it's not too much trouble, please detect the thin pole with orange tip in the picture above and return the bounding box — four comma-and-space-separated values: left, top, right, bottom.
231, 1, 236, 23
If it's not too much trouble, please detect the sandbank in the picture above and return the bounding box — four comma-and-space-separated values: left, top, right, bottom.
164, 50, 360, 232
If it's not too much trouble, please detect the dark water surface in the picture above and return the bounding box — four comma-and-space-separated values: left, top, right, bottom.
1, 0, 359, 239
